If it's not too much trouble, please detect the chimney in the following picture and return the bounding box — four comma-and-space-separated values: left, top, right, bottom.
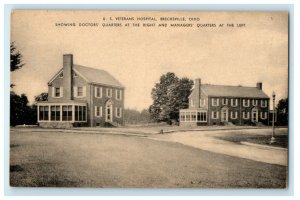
256, 82, 262, 90
63, 54, 73, 100
194, 78, 201, 108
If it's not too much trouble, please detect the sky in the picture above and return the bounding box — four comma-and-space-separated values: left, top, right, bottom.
11, 11, 288, 111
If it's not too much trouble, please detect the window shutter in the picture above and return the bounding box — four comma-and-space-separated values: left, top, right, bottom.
52, 87, 55, 97
60, 87, 63, 97
217, 112, 219, 119
120, 108, 122, 116
115, 107, 117, 117
94, 106, 97, 117
73, 87, 77, 98
94, 87, 97, 97
217, 99, 219, 106
100, 87, 103, 98
120, 90, 122, 100
100, 106, 102, 117
83, 86, 86, 97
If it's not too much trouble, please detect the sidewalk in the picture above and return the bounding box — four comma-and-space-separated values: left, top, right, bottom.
151, 129, 288, 166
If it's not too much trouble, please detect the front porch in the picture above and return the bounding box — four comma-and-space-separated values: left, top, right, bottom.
179, 108, 208, 127
37, 102, 88, 128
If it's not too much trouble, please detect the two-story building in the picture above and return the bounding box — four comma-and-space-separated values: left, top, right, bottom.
179, 79, 270, 127
37, 54, 125, 128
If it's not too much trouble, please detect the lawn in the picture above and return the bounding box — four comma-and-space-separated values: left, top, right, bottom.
10, 129, 287, 188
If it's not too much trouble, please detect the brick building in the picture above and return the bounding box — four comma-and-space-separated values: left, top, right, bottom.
37, 54, 125, 128
179, 79, 270, 127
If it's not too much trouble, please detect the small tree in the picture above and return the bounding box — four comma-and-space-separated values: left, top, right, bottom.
34, 92, 48, 103
276, 98, 288, 126
10, 42, 25, 72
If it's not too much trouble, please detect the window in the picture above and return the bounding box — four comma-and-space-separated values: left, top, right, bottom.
211, 111, 219, 119
212, 98, 219, 106
74, 86, 86, 97
261, 100, 268, 107
231, 99, 238, 107
222, 98, 228, 105
180, 112, 186, 122
116, 90, 122, 100
230, 111, 238, 119
253, 99, 258, 106
242, 112, 250, 119
106, 88, 112, 98
39, 106, 49, 121
191, 112, 197, 121
260, 112, 267, 119
186, 112, 191, 121
197, 111, 207, 122
75, 106, 86, 121
115, 107, 122, 118
243, 99, 250, 107
59, 72, 63, 78
200, 99, 205, 107
53, 87, 62, 98
95, 106, 102, 117
95, 87, 103, 98
51, 106, 60, 121
62, 105, 72, 121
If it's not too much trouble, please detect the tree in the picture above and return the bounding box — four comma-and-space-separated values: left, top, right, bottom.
149, 72, 193, 123
10, 42, 25, 72
276, 98, 288, 126
34, 92, 48, 103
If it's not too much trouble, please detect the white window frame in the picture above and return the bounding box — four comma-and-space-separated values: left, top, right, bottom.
116, 89, 122, 100
74, 86, 86, 98
200, 99, 205, 107
260, 112, 267, 119
211, 111, 219, 119
95, 106, 102, 117
261, 100, 268, 108
180, 111, 186, 122
242, 111, 250, 119
106, 88, 112, 98
252, 99, 258, 106
243, 99, 250, 107
231, 98, 238, 107
115, 107, 122, 118
230, 111, 238, 119
212, 98, 219, 106
95, 86, 103, 98
222, 98, 228, 105
197, 111, 207, 122
52, 86, 63, 98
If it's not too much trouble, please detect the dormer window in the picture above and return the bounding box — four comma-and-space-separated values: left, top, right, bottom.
59, 72, 63, 78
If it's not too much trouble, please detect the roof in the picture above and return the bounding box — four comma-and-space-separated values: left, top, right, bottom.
49, 64, 124, 88
201, 84, 269, 98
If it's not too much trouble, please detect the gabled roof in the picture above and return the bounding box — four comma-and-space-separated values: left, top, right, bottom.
201, 84, 269, 98
48, 64, 124, 88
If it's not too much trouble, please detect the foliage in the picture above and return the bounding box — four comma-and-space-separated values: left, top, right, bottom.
10, 42, 25, 72
124, 108, 152, 124
149, 72, 193, 123
10, 92, 37, 126
276, 98, 288, 126
34, 92, 48, 103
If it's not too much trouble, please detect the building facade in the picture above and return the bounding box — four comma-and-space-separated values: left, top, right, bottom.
179, 79, 270, 127
37, 54, 125, 128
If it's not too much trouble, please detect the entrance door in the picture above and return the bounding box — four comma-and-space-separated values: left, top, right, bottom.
105, 100, 113, 122
221, 107, 228, 122
252, 108, 258, 122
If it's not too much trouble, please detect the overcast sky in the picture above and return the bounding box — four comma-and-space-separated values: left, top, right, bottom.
11, 11, 288, 111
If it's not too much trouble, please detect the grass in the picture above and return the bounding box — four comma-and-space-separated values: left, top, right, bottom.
215, 129, 288, 148
10, 129, 287, 188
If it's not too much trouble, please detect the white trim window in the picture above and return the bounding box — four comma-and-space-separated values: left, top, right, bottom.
106, 88, 113, 98
200, 99, 206, 107
74, 86, 86, 98
191, 112, 197, 121
39, 106, 49, 121
95, 106, 102, 117
180, 112, 186, 122
52, 86, 63, 98
116, 89, 122, 100
261, 100, 268, 107
222, 98, 228, 105
260, 112, 267, 119
231, 98, 238, 107
115, 107, 122, 118
95, 86, 103, 98
230, 111, 238, 119
211, 111, 219, 119
242, 111, 250, 119
252, 99, 258, 106
197, 111, 207, 122
243, 99, 250, 107
211, 98, 219, 106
